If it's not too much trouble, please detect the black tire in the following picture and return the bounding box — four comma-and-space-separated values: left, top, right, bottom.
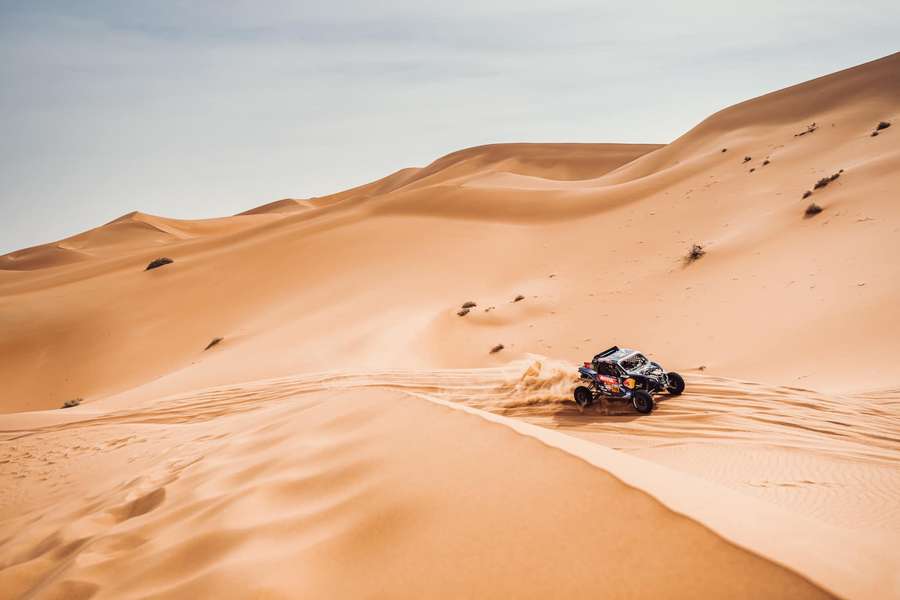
666, 372, 685, 396
574, 386, 594, 408
632, 390, 654, 414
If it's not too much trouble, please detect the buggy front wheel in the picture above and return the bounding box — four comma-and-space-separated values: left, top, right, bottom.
666, 372, 685, 396
574, 386, 594, 408
632, 390, 654, 414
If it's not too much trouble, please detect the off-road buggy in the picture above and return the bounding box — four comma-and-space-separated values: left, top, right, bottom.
573, 346, 685, 414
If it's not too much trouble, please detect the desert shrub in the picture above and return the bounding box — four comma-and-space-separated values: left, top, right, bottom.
876, 121, 891, 131
461, 301, 476, 309
794, 122, 817, 137
762, 159, 770, 166
804, 203, 823, 217
513, 294, 525, 302
749, 168, 756, 173
490, 344, 505, 354
146, 257, 173, 271
204, 337, 223, 350
802, 190, 813, 199
687, 244, 705, 262
457, 308, 470, 317
743, 156, 751, 163
814, 171, 843, 189
871, 131, 879, 137
721, 148, 727, 153
61, 398, 82, 409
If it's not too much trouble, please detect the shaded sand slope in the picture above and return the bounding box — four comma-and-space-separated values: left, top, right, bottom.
237, 198, 315, 215
0, 386, 830, 599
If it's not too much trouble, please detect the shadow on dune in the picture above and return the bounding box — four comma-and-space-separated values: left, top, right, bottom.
548, 395, 678, 427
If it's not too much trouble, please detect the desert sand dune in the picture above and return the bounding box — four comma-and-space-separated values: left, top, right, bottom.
44, 358, 900, 534
0, 385, 835, 599
0, 210, 286, 274
1, 53, 899, 598
238, 198, 314, 215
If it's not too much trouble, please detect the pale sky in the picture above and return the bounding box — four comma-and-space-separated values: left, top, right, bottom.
1, 1, 897, 254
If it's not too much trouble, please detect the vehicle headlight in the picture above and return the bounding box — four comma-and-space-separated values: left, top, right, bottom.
623, 378, 636, 389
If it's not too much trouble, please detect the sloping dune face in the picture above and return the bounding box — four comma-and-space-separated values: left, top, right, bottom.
0, 142, 662, 411
0, 387, 830, 600
1, 54, 899, 599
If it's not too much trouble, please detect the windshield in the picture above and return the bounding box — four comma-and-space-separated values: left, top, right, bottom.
620, 353, 648, 371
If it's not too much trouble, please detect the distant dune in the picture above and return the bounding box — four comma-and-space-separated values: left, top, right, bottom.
1, 52, 898, 599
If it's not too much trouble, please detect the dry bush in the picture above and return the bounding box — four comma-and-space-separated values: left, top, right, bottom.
490, 344, 505, 354
513, 295, 525, 302
687, 244, 705, 262
804, 203, 823, 218
61, 398, 82, 409
457, 308, 470, 317
742, 156, 751, 163
204, 337, 223, 350
146, 257, 174, 271
813, 170, 843, 190
794, 122, 817, 137
802, 190, 813, 199
461, 301, 476, 309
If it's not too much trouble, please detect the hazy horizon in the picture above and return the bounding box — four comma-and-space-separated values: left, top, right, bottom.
1, 1, 898, 254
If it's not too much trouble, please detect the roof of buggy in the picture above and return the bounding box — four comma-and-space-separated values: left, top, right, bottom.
592, 346, 636, 362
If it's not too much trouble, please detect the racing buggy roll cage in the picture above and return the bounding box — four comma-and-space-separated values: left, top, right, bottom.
574, 346, 685, 414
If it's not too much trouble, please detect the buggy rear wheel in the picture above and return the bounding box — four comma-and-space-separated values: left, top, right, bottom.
666, 372, 685, 396
632, 390, 654, 414
574, 386, 594, 408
